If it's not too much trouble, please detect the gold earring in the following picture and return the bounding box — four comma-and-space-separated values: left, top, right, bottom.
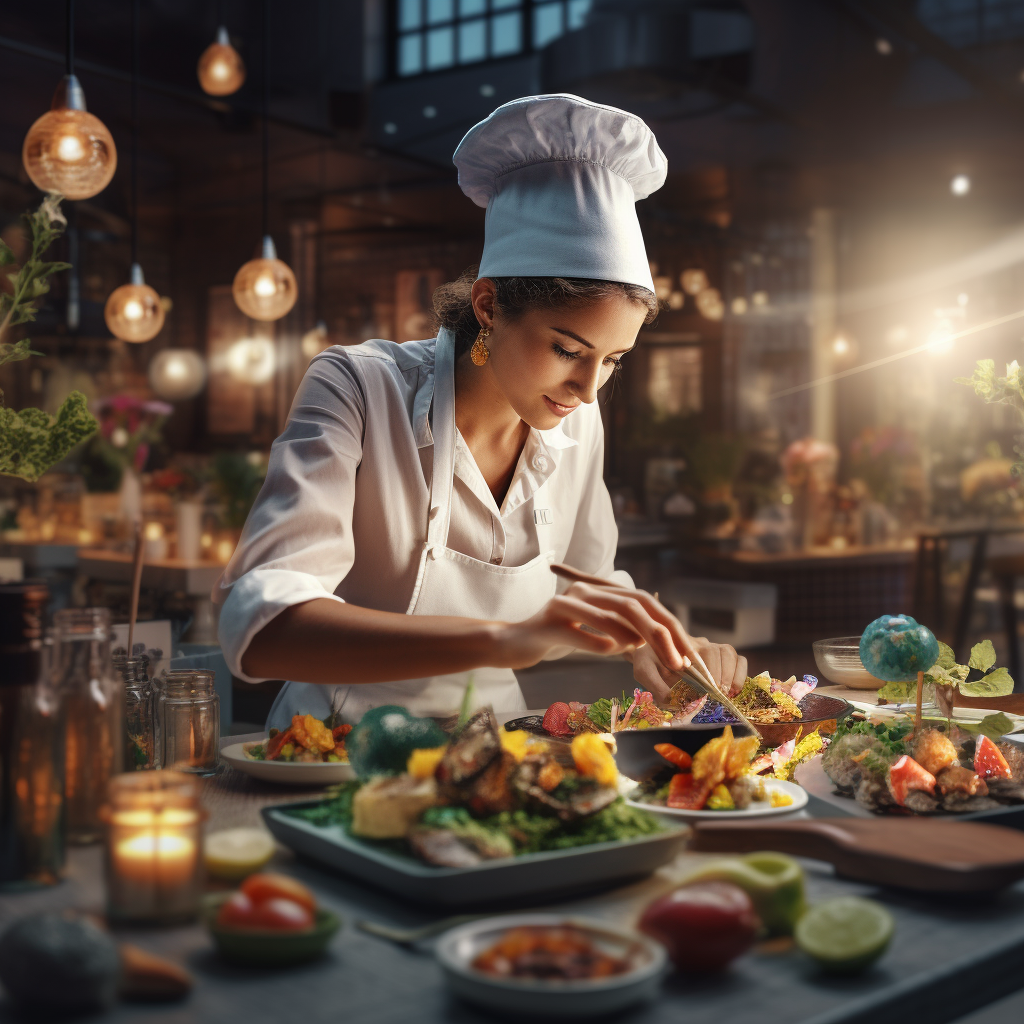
470, 327, 491, 366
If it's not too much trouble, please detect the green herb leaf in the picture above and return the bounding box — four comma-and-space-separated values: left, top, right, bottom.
969, 639, 997, 673
960, 666, 1014, 698
955, 712, 1017, 740
0, 239, 15, 267
877, 680, 917, 702
936, 641, 958, 671
0, 391, 97, 482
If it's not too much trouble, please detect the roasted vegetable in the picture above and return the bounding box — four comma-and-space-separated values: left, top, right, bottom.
888, 755, 936, 806
974, 734, 1012, 780
571, 734, 618, 787
654, 743, 692, 771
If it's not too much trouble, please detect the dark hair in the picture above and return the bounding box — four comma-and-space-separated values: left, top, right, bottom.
433, 267, 658, 358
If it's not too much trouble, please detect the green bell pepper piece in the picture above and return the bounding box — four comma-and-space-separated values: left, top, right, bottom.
682, 851, 806, 936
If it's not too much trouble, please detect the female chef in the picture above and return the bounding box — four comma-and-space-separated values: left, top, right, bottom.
215, 94, 748, 729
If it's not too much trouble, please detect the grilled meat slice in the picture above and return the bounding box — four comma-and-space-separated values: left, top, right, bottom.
514, 758, 618, 820
941, 792, 1001, 813
854, 775, 897, 813
822, 734, 883, 791
913, 729, 958, 777
463, 750, 517, 816
408, 829, 483, 867
998, 741, 1024, 781
936, 765, 987, 797
902, 789, 940, 814
984, 777, 1024, 802
436, 708, 501, 787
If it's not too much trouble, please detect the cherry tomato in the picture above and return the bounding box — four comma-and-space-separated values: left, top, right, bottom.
249, 897, 315, 931
215, 891, 257, 929
240, 872, 317, 913
639, 881, 760, 972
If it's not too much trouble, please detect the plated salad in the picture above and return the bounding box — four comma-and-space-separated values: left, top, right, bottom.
287, 705, 662, 867
245, 714, 353, 764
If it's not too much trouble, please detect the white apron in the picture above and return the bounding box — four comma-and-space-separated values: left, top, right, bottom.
266, 328, 558, 730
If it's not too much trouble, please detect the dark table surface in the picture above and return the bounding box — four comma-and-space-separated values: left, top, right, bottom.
5, 755, 1024, 1024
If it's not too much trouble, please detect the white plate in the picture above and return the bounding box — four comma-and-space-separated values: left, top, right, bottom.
846, 700, 1024, 733
625, 778, 808, 820
435, 913, 667, 1018
220, 742, 356, 786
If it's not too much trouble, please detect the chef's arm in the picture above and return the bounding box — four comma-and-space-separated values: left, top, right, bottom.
240, 581, 693, 685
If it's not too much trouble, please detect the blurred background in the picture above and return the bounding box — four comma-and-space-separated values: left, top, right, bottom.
4, 0, 1024, 723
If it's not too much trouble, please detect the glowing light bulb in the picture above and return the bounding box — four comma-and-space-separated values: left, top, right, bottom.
232, 237, 297, 321
875, 38, 892, 55
56, 133, 85, 161
253, 273, 276, 298
667, 291, 684, 310
680, 269, 708, 295
696, 287, 725, 321
197, 27, 246, 96
301, 321, 329, 358
833, 335, 850, 356
653, 276, 672, 301
951, 174, 971, 196
105, 264, 165, 343
731, 297, 748, 315
22, 76, 117, 200
226, 337, 275, 384
752, 290, 769, 307
149, 349, 206, 400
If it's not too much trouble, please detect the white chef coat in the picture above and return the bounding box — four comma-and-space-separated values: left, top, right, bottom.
214, 336, 631, 685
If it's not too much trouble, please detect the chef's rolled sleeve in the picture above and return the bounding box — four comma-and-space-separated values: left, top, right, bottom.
215, 354, 365, 682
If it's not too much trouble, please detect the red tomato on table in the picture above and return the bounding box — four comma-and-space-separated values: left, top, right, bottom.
216, 891, 258, 929
240, 872, 317, 913
249, 897, 315, 931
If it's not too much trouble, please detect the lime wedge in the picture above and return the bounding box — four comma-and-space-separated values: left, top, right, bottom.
204, 828, 275, 881
795, 897, 894, 974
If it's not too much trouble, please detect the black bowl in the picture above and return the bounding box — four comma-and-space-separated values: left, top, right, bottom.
611, 723, 754, 782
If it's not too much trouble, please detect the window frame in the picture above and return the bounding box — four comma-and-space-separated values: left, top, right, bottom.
387, 0, 588, 79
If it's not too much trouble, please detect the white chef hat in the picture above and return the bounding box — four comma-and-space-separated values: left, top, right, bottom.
453, 94, 667, 292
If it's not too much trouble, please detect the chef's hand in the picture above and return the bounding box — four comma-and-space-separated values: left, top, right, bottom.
631, 639, 748, 701
495, 582, 693, 672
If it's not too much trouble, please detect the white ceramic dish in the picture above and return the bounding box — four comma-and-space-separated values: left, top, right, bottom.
846, 700, 1024, 733
220, 741, 356, 785
625, 778, 808, 820
435, 913, 667, 1018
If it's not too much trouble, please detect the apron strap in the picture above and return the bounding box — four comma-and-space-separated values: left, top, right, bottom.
426, 328, 457, 553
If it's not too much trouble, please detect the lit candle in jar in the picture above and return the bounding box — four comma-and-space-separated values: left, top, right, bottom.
105, 771, 204, 923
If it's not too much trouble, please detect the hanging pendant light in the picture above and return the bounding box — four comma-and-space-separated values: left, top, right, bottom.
233, 0, 296, 323
198, 26, 246, 96
22, 0, 116, 200
105, 0, 165, 343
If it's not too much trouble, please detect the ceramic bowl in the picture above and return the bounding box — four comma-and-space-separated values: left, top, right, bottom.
202, 893, 341, 966
435, 913, 667, 1018
813, 637, 881, 689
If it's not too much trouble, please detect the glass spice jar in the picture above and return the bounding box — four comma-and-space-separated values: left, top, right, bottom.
0, 583, 65, 889
54, 608, 124, 844
159, 670, 220, 776
104, 770, 204, 924
113, 645, 156, 771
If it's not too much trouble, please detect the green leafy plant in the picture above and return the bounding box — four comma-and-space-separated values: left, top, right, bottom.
877, 639, 1014, 720
210, 452, 266, 530
957, 359, 1024, 477
0, 193, 97, 481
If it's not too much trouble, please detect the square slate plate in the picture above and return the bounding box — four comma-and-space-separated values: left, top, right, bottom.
262, 803, 688, 907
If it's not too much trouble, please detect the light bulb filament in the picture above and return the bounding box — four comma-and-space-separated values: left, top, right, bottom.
56, 133, 86, 162
123, 298, 144, 321
253, 273, 277, 298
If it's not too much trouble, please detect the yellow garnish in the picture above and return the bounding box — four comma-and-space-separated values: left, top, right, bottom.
706, 784, 735, 810
291, 714, 335, 752
570, 733, 618, 787
500, 729, 535, 763
769, 789, 795, 808
406, 746, 446, 779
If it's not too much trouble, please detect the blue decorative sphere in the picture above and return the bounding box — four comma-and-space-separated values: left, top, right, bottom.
859, 614, 939, 682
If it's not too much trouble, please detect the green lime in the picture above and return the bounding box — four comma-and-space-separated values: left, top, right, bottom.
795, 897, 894, 974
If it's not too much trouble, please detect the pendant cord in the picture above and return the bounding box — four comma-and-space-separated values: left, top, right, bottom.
66, 0, 74, 75
262, 0, 269, 241
131, 0, 139, 267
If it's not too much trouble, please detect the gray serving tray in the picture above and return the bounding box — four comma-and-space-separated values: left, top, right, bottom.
262, 802, 688, 907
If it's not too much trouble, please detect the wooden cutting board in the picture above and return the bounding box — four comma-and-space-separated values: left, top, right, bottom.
689, 817, 1024, 892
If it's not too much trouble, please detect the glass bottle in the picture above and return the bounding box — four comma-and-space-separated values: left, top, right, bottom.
159, 670, 220, 776
113, 645, 156, 771
54, 608, 124, 844
0, 582, 65, 889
